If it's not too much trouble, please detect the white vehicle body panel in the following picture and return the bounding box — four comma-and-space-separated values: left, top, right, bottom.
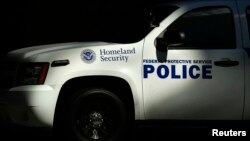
4, 41, 145, 126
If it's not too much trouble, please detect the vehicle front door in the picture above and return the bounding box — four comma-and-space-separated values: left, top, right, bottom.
142, 4, 244, 120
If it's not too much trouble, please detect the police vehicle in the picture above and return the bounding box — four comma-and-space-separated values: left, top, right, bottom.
1, 0, 250, 140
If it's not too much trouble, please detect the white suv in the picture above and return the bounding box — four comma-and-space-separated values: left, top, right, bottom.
1, 0, 250, 140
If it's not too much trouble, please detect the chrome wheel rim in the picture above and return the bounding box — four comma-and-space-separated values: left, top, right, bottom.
76, 104, 116, 140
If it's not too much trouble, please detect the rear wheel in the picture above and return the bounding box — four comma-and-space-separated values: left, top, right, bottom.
60, 89, 128, 141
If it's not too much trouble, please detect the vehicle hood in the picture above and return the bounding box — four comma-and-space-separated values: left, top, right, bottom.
7, 42, 115, 61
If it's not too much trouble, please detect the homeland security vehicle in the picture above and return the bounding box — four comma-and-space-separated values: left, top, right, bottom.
1, 0, 250, 140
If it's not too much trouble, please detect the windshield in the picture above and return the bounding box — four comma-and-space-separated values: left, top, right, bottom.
93, 5, 178, 43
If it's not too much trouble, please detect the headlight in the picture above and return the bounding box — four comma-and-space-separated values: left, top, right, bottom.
16, 63, 49, 85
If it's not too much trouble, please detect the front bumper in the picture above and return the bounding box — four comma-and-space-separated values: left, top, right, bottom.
0, 85, 58, 128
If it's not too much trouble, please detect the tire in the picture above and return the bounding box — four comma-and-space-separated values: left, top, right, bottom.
60, 88, 128, 141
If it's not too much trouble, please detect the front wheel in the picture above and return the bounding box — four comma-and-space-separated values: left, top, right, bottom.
64, 89, 128, 141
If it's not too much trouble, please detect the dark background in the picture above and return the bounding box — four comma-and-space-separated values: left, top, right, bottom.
2, 0, 164, 59
1, 0, 250, 140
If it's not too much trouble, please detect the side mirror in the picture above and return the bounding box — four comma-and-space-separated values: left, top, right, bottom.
155, 38, 168, 51
156, 29, 185, 49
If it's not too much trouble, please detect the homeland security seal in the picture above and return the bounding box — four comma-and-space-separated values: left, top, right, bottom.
81, 49, 96, 64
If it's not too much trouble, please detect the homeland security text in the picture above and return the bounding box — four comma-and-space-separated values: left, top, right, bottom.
100, 48, 136, 62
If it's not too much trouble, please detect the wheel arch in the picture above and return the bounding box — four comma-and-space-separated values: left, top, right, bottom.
53, 76, 135, 126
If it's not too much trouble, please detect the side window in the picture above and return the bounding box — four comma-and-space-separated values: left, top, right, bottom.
164, 7, 235, 49
246, 7, 250, 39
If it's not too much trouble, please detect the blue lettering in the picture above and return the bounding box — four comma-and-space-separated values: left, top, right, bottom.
183, 65, 187, 79
157, 65, 169, 79
144, 65, 155, 78
143, 64, 212, 79
171, 65, 181, 79
189, 65, 200, 79
202, 65, 212, 79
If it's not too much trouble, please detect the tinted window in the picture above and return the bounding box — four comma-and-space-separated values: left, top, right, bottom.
166, 7, 235, 49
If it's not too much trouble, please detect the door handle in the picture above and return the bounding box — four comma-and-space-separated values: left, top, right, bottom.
214, 58, 239, 67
